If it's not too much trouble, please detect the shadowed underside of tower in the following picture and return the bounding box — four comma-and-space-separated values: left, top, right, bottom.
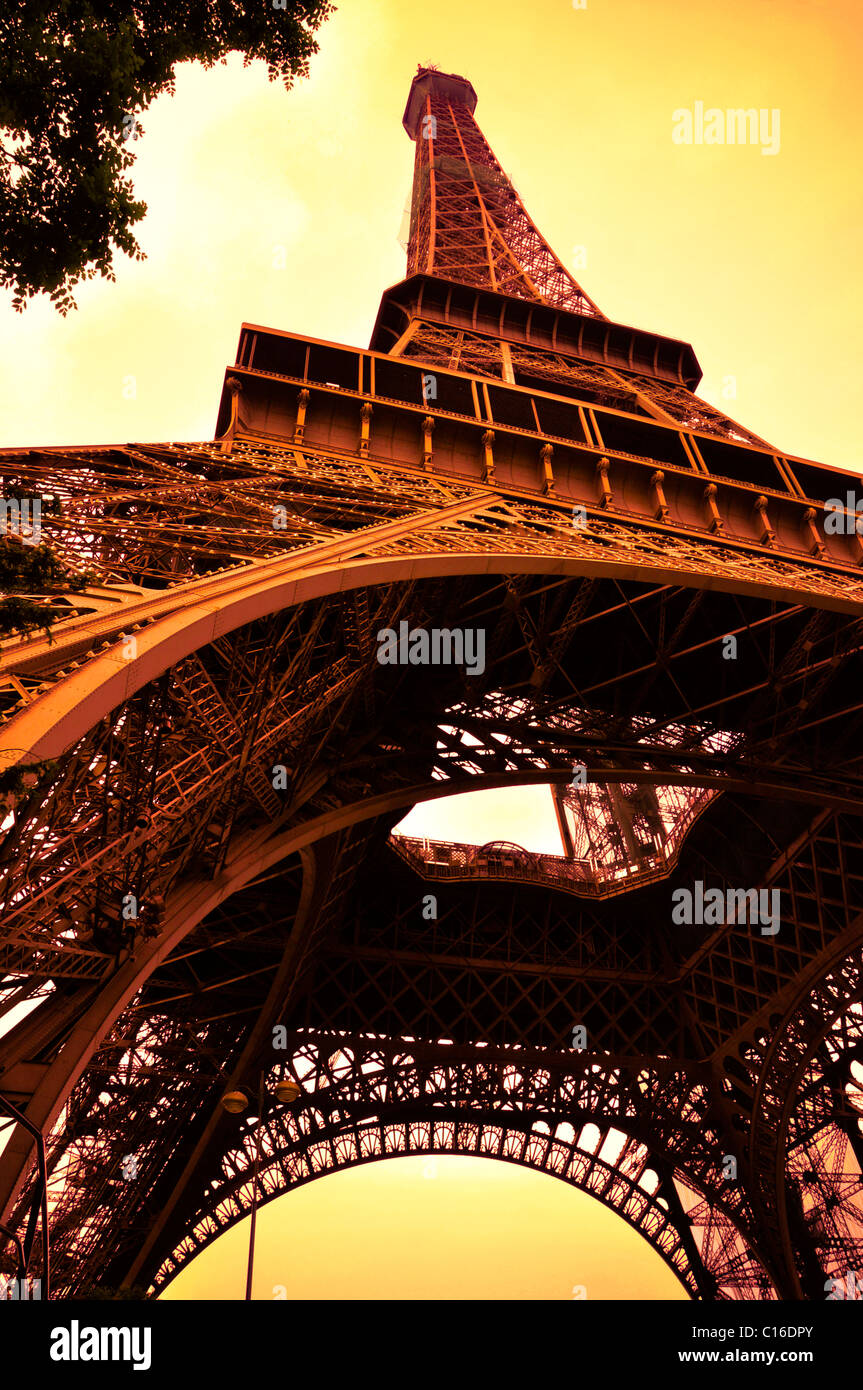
1, 65, 862, 1302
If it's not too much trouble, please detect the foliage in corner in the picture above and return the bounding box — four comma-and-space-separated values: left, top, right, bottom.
0, 537, 96, 640
0, 0, 336, 312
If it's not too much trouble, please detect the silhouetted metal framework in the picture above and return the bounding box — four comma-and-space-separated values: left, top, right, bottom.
1, 66, 862, 1302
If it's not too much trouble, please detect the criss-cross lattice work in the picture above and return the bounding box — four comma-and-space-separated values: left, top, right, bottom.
406, 68, 602, 317
398, 312, 770, 447
2, 431, 863, 1301
2, 65, 863, 1305
151, 1033, 776, 1300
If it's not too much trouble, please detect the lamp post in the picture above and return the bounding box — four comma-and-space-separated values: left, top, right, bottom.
221, 1073, 300, 1300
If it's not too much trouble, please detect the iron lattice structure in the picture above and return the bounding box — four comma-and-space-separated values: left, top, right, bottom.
403, 67, 603, 317
1, 66, 863, 1301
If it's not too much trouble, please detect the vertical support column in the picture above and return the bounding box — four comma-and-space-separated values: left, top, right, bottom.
657, 1167, 718, 1301
703, 483, 725, 535
218, 377, 243, 455
801, 507, 825, 559
500, 341, 516, 384
552, 783, 575, 858
294, 389, 310, 445
782, 1181, 830, 1300
754, 495, 777, 548
358, 402, 373, 457
650, 470, 669, 522
421, 415, 435, 472
540, 443, 555, 496
481, 429, 496, 485
595, 456, 613, 509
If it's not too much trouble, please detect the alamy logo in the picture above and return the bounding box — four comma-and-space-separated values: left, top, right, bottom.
0, 496, 41, 544
825, 1270, 863, 1300
823, 493, 863, 535
376, 621, 485, 676
0, 1274, 41, 1299
672, 103, 780, 155
49, 1320, 151, 1372
671, 881, 780, 936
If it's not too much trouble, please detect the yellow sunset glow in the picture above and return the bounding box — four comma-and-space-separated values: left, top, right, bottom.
3, 0, 859, 1300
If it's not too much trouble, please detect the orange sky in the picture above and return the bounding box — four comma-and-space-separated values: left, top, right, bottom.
161, 1156, 685, 1301
3, 0, 860, 1300
2, 0, 860, 470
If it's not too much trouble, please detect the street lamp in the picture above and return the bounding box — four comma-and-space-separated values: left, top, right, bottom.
220, 1071, 300, 1300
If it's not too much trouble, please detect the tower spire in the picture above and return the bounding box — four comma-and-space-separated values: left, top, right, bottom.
375, 65, 769, 446
402, 66, 603, 317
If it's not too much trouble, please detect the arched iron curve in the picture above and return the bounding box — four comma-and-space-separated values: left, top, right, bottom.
153, 1033, 776, 1302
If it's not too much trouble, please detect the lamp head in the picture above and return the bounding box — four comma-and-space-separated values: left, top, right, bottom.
274, 1079, 301, 1105
220, 1090, 249, 1114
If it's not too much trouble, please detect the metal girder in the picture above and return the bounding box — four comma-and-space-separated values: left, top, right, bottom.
2, 65, 862, 1306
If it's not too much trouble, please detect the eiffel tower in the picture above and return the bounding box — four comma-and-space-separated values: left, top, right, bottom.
1, 65, 863, 1302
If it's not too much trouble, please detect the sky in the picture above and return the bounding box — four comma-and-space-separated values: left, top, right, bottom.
2, 0, 861, 470
3, 0, 861, 1300
161, 1155, 685, 1301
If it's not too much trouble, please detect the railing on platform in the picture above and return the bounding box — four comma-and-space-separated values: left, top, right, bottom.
388, 834, 677, 899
